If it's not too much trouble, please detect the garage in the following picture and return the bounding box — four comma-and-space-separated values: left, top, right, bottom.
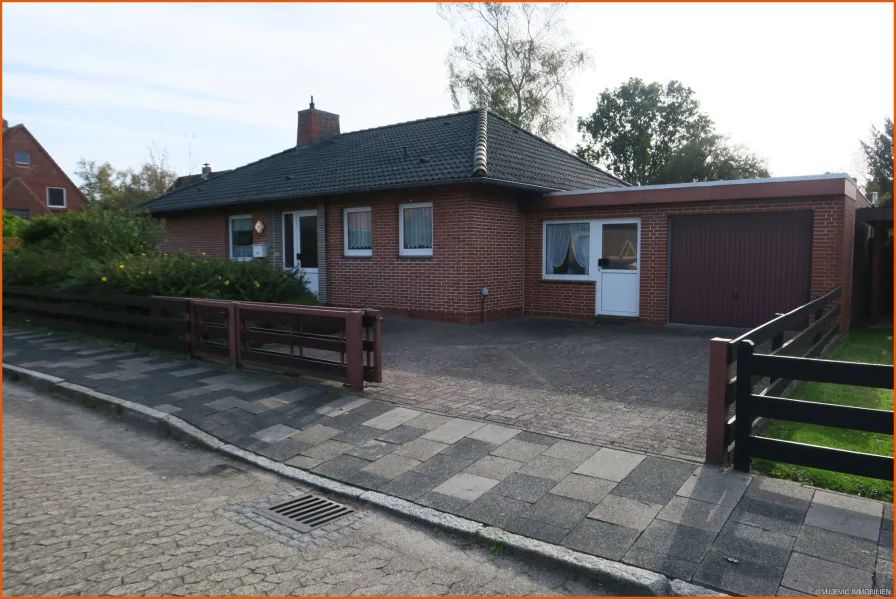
668, 211, 814, 327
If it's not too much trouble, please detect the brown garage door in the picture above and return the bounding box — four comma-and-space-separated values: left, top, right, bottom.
669, 212, 813, 327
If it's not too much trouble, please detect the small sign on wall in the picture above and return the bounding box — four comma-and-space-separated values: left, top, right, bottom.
254, 220, 265, 234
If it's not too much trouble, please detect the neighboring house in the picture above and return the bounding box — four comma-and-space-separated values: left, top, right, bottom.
143, 100, 867, 331
2, 119, 89, 220
168, 164, 233, 192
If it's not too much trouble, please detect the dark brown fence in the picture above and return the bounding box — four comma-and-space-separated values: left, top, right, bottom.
705, 287, 843, 465
3, 287, 382, 390
3, 285, 191, 352
733, 340, 893, 480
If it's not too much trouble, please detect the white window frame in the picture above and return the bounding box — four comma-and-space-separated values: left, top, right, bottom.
398, 202, 433, 257
46, 186, 66, 208
15, 151, 30, 165
343, 207, 373, 257
228, 214, 253, 262
542, 219, 592, 281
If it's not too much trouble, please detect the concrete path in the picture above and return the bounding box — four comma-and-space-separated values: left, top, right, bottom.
3, 327, 893, 596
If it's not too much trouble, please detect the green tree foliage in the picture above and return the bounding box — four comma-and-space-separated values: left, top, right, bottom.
860, 118, 894, 205
439, 2, 590, 140
576, 78, 770, 185
2, 210, 28, 238
76, 144, 179, 212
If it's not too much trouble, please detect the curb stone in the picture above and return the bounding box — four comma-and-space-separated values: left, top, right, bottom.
2, 362, 727, 597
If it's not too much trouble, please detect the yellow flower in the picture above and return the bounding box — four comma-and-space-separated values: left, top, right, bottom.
101, 276, 107, 282
224, 280, 230, 286
254, 281, 260, 288
191, 262, 195, 267
119, 264, 125, 269
217, 276, 222, 280
141, 252, 146, 256
201, 252, 206, 256
148, 270, 152, 275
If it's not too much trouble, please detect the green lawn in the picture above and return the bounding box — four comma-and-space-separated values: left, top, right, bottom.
753, 329, 895, 501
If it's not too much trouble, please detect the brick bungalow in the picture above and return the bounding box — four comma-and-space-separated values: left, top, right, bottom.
2, 118, 89, 219
143, 101, 868, 330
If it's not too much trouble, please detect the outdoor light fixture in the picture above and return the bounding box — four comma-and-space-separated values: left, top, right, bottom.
481, 287, 489, 297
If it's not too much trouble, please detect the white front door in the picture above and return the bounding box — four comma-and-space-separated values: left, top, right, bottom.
283, 210, 319, 296
594, 219, 640, 317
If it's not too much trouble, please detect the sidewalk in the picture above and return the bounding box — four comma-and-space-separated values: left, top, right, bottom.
3, 327, 893, 597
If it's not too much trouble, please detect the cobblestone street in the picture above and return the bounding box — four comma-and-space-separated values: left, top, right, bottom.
1, 381, 606, 596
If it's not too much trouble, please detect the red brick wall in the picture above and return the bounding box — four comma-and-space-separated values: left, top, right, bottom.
524, 195, 852, 328
2, 125, 89, 217
160, 209, 270, 257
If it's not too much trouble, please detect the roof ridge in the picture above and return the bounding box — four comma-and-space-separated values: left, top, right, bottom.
484, 109, 629, 187
335, 108, 480, 139
472, 108, 489, 176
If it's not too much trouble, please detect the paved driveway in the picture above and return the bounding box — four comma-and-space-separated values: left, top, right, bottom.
369, 317, 726, 461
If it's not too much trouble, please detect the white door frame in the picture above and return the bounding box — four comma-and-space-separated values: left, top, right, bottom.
594, 218, 641, 317
283, 210, 319, 295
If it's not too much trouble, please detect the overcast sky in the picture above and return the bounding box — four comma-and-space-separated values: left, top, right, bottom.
3, 2, 893, 186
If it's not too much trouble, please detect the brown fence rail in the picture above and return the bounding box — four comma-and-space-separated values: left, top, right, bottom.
3, 287, 382, 390
3, 285, 191, 352
705, 287, 842, 465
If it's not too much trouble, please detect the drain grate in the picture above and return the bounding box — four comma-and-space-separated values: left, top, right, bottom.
256, 494, 355, 533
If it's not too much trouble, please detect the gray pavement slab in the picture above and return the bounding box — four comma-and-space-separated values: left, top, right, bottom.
361, 454, 421, 479
466, 423, 520, 446
301, 440, 354, 461
549, 474, 616, 504
376, 425, 428, 445
804, 491, 883, 542
252, 424, 299, 443
404, 412, 453, 431
793, 525, 878, 571
573, 448, 645, 482
623, 546, 701, 582
460, 493, 530, 528
517, 455, 580, 481
489, 473, 557, 504
504, 516, 570, 545
362, 407, 422, 430
379, 471, 449, 502
780, 553, 873, 596
346, 439, 398, 461
611, 457, 696, 505
563, 518, 640, 561
463, 455, 524, 481
629, 519, 715, 563
289, 424, 341, 446
657, 496, 734, 533
421, 419, 486, 444
392, 438, 449, 462
541, 440, 598, 463
523, 493, 593, 530
432, 473, 500, 502
676, 466, 751, 507
588, 494, 664, 532
695, 550, 786, 596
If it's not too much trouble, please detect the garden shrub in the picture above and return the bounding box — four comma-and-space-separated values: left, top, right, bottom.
2, 210, 28, 238
20, 208, 163, 259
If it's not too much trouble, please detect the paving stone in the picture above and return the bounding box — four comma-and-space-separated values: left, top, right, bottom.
466, 424, 520, 446
346, 439, 397, 461
563, 518, 640, 560
504, 516, 570, 544
876, 559, 893, 593
523, 493, 593, 530
513, 431, 560, 446
168, 366, 213, 378
204, 396, 249, 411
284, 455, 323, 470
361, 454, 421, 479
804, 491, 883, 541
392, 438, 448, 462
237, 400, 276, 415
694, 550, 786, 596
791, 525, 878, 571
342, 470, 389, 490
540, 440, 598, 463
730, 494, 812, 538
331, 425, 381, 445
490, 439, 548, 462
676, 466, 751, 507
622, 546, 700, 581
657, 496, 735, 533
328, 402, 394, 428
780, 553, 873, 596
573, 447, 645, 482
300, 440, 354, 461
315, 397, 369, 417
432, 473, 499, 502
257, 396, 291, 410
251, 424, 299, 443
152, 404, 182, 414
630, 519, 716, 563
289, 424, 341, 446
375, 425, 427, 445
463, 455, 523, 481
517, 455, 579, 482
879, 527, 894, 562
776, 586, 811, 596
416, 491, 470, 515
713, 521, 795, 567
361, 407, 422, 430
421, 419, 486, 444
460, 492, 530, 528
588, 494, 663, 531
411, 453, 476, 479
489, 473, 557, 504
441, 437, 498, 462
883, 503, 893, 531
311, 455, 370, 481
611, 457, 696, 504
404, 412, 453, 431
379, 471, 447, 502
549, 472, 618, 505
255, 439, 307, 462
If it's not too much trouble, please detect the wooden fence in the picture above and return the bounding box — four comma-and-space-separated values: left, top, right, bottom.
705, 287, 843, 465
733, 340, 893, 480
3, 287, 382, 390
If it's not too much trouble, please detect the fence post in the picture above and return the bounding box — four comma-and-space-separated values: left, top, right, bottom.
227, 303, 239, 369
706, 337, 733, 466
344, 311, 364, 391
733, 340, 755, 473
187, 300, 197, 361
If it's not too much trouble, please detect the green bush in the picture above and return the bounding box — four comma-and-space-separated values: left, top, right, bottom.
2, 210, 28, 238
19, 215, 63, 246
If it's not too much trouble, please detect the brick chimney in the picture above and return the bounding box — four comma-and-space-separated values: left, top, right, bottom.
201, 163, 212, 179
2, 119, 7, 130
297, 96, 340, 146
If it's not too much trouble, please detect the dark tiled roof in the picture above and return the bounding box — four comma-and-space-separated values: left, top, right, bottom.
168, 170, 234, 192
143, 109, 626, 214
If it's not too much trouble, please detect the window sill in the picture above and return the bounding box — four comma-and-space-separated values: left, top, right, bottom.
396, 255, 433, 260
541, 276, 594, 283
342, 255, 374, 260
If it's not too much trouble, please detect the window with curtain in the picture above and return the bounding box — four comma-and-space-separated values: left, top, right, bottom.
544, 222, 590, 276
399, 203, 433, 256
344, 207, 372, 256
230, 215, 253, 261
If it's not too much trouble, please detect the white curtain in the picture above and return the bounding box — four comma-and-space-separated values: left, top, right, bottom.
403, 205, 433, 249
570, 223, 590, 271
545, 224, 572, 272
231, 217, 253, 259
347, 210, 372, 250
